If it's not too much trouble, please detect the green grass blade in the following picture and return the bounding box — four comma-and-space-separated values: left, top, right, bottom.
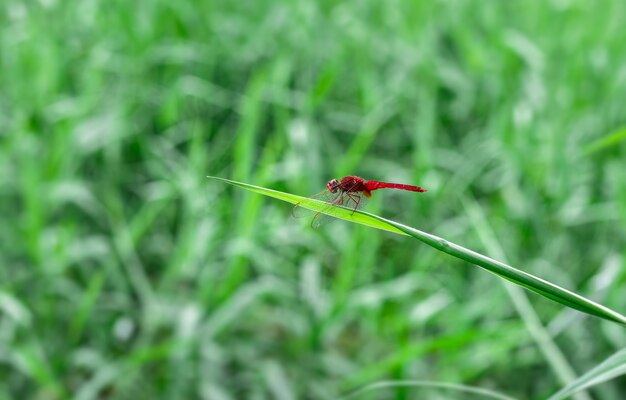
207, 176, 626, 326
547, 348, 626, 400
583, 126, 626, 154
341, 380, 518, 400
208, 176, 409, 236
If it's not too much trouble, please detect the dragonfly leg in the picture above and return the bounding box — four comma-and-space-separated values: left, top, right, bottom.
346, 193, 361, 215
311, 212, 322, 228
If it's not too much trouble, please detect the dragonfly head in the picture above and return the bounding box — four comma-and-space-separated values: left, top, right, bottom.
327, 178, 340, 193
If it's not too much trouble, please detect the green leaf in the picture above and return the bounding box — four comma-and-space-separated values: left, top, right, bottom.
548, 348, 626, 400
207, 176, 626, 326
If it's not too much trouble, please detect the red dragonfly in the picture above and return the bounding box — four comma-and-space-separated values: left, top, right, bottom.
293, 175, 426, 227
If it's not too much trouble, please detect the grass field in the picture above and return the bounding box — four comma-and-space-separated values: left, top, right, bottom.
1, 0, 626, 399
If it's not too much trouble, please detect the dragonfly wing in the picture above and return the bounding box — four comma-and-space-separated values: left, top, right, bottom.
292, 189, 341, 219
310, 191, 368, 228
293, 181, 370, 228
310, 212, 336, 228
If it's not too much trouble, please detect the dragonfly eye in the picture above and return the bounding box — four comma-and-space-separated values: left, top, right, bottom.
327, 179, 339, 193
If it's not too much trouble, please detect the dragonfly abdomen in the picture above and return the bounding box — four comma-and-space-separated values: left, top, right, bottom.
365, 180, 427, 193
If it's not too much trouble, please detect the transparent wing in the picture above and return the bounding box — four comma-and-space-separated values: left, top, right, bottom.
292, 189, 341, 219
293, 180, 369, 228
310, 191, 368, 228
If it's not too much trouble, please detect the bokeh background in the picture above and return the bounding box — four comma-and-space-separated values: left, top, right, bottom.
1, 0, 626, 399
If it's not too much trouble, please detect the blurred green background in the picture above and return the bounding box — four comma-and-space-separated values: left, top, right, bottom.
1, 0, 626, 399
